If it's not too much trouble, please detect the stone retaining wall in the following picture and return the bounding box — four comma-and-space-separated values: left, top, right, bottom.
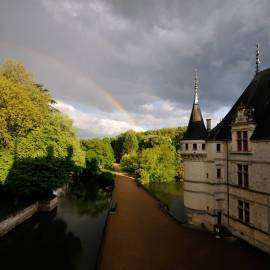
39, 197, 58, 212
0, 197, 58, 237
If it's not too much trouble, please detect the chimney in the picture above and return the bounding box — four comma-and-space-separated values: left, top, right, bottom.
206, 119, 211, 131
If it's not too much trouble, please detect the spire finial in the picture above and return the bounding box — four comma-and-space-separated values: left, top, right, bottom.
194, 69, 199, 104
256, 43, 260, 74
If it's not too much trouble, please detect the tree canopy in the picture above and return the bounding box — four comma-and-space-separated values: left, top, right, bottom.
0, 59, 85, 197
0, 59, 51, 147
81, 138, 115, 171
118, 127, 185, 183
111, 130, 139, 162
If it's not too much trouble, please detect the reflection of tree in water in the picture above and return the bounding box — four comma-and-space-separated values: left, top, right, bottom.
145, 182, 184, 208
0, 210, 82, 270
63, 180, 110, 218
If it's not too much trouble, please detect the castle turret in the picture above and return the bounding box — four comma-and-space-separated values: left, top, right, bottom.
182, 69, 207, 141
181, 70, 209, 227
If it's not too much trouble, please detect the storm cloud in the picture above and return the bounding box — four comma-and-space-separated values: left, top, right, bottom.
0, 0, 270, 137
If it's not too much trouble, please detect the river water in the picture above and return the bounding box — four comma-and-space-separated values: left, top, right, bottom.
143, 181, 187, 223
0, 182, 110, 270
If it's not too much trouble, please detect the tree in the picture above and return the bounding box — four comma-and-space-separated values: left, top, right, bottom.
81, 138, 115, 171
122, 130, 138, 155
0, 60, 50, 148
138, 135, 171, 150
137, 144, 177, 184
4, 112, 85, 196
120, 152, 138, 173
111, 130, 138, 162
0, 59, 33, 87
111, 136, 124, 162
0, 59, 85, 197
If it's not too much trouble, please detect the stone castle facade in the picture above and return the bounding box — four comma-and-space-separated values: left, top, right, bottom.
181, 51, 270, 254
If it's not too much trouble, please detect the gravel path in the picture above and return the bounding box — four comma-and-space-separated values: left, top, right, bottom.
99, 166, 270, 270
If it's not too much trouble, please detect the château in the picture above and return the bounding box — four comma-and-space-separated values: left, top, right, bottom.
182, 45, 270, 253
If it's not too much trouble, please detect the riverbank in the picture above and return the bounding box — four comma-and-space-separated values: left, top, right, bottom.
0, 177, 112, 270
0, 196, 58, 237
99, 166, 270, 270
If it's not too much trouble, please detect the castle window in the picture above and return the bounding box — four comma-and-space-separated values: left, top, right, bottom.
216, 143, 221, 152
237, 131, 242, 151
243, 131, 248, 151
238, 164, 249, 187
185, 144, 188, 150
238, 200, 250, 223
217, 168, 221, 179
202, 144, 205, 150
193, 144, 197, 150
237, 131, 248, 152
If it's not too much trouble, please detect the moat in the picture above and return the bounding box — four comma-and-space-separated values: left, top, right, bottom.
0, 181, 110, 270
143, 181, 187, 223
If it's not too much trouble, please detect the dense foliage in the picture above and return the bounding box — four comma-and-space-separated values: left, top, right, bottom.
136, 144, 177, 183
111, 130, 138, 162
118, 127, 185, 184
0, 59, 85, 197
81, 138, 115, 171
136, 127, 186, 151
0, 65, 51, 147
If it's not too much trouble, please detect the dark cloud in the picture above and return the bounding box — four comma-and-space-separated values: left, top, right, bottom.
0, 0, 270, 137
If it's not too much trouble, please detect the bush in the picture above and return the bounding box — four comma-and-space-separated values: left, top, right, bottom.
120, 152, 138, 173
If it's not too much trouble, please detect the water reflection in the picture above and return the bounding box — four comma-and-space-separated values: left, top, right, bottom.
143, 181, 187, 223
0, 180, 110, 270
64, 181, 110, 217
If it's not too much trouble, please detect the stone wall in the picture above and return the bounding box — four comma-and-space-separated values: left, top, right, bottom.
229, 218, 270, 254
0, 197, 58, 237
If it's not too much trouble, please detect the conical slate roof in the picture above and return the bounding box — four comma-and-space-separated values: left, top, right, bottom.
207, 68, 270, 141
182, 70, 207, 141
182, 103, 207, 140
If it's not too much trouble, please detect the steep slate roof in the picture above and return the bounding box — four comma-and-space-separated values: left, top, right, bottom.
207, 68, 270, 141
182, 103, 208, 140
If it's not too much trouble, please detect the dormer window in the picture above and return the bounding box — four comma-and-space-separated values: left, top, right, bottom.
193, 144, 197, 151
202, 144, 205, 150
185, 144, 189, 150
237, 131, 248, 152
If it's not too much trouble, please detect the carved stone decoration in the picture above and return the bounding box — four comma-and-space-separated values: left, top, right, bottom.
232, 103, 255, 125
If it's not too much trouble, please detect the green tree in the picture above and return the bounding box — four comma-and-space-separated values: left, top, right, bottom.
111, 130, 138, 162
0, 60, 50, 148
138, 135, 171, 150
0, 59, 85, 197
111, 136, 124, 162
0, 59, 33, 87
81, 138, 115, 171
137, 144, 177, 184
4, 112, 85, 196
120, 152, 138, 173
122, 130, 138, 155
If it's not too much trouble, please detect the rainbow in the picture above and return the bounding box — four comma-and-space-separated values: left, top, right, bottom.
0, 42, 137, 126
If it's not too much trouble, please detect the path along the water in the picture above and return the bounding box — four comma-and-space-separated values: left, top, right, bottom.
99, 166, 270, 270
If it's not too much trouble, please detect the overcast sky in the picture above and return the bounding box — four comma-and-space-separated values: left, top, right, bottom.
1, 0, 270, 138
